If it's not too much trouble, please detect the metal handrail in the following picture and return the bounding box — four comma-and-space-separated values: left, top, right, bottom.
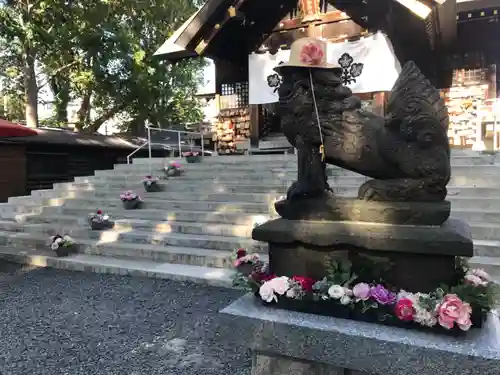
126, 125, 206, 175
126, 141, 148, 165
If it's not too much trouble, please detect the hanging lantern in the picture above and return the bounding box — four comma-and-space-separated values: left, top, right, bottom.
299, 0, 321, 22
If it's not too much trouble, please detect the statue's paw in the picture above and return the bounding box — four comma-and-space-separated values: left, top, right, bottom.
358, 180, 381, 201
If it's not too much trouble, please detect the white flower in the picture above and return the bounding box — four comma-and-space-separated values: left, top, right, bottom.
63, 235, 73, 243
51, 242, 59, 250
340, 295, 352, 305
465, 274, 487, 287
471, 269, 491, 282
413, 306, 437, 327
259, 282, 278, 303
269, 276, 290, 295
286, 288, 297, 299
102, 215, 109, 221
55, 238, 63, 244
259, 277, 290, 303
328, 285, 345, 299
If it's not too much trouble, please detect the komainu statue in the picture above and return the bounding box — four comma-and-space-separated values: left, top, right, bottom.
275, 37, 450, 202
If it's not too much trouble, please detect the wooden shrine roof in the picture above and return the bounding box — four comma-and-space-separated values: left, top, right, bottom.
154, 0, 456, 64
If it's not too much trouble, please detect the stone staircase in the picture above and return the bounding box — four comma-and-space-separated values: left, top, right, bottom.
1, 152, 500, 286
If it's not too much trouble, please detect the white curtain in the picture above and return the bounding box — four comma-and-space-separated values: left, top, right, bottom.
248, 32, 401, 105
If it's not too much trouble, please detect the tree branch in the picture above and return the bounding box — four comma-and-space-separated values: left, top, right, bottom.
85, 102, 128, 133
37, 60, 80, 92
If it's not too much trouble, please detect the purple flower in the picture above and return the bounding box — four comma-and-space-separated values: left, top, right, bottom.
370, 285, 396, 305
352, 283, 371, 301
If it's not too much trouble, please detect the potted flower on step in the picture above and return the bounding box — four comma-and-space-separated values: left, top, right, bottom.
120, 190, 143, 209
183, 151, 201, 163
142, 175, 162, 192
50, 234, 77, 257
164, 160, 183, 177
88, 209, 113, 230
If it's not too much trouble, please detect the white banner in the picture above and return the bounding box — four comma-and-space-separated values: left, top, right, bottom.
248, 32, 401, 105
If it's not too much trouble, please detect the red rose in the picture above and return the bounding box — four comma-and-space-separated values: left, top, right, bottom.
292, 276, 316, 292
236, 248, 247, 259
97, 210, 102, 215
395, 298, 416, 321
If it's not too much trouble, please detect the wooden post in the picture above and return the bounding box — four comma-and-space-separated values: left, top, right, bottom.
249, 104, 260, 147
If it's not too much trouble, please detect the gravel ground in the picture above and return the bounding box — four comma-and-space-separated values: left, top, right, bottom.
0, 262, 252, 375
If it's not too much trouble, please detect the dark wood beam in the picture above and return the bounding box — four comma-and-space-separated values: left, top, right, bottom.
195, 0, 248, 55
272, 10, 351, 32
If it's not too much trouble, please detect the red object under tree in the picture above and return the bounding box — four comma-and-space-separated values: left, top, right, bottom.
0, 119, 38, 137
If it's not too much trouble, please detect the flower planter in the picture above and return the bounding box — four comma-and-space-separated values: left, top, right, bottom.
185, 155, 201, 163
260, 297, 351, 319
54, 244, 78, 258
143, 181, 162, 192
122, 199, 142, 210
89, 220, 114, 231
165, 168, 182, 177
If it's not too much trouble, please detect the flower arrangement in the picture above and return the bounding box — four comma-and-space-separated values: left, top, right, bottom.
164, 160, 182, 177
50, 234, 77, 257
88, 209, 113, 230
141, 175, 162, 192
183, 151, 201, 163
120, 190, 143, 209
233, 250, 498, 334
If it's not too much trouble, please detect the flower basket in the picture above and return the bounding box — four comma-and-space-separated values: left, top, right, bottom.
123, 199, 142, 210
165, 167, 183, 177
90, 220, 113, 230
186, 155, 200, 163
88, 210, 113, 230
183, 152, 201, 163
143, 180, 162, 192
235, 249, 497, 336
54, 244, 78, 258
50, 235, 78, 258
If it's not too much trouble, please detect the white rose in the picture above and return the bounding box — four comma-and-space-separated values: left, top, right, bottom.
103, 215, 109, 221
270, 276, 290, 295
465, 274, 487, 287
286, 288, 297, 299
55, 238, 63, 244
328, 285, 345, 299
51, 242, 59, 250
471, 269, 491, 282
259, 282, 277, 303
63, 235, 72, 243
340, 295, 352, 305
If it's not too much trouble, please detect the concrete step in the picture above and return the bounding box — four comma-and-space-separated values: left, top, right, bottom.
77, 174, 500, 187
50, 181, 500, 198
102, 162, 500, 177
8, 214, 500, 253
0, 226, 242, 269
129, 153, 495, 165
0, 226, 266, 253
469, 255, 500, 279
0, 219, 257, 241
13, 193, 500, 213
0, 247, 234, 287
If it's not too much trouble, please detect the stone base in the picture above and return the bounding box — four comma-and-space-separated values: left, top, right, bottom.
254, 218, 473, 292
221, 295, 500, 375
275, 195, 451, 225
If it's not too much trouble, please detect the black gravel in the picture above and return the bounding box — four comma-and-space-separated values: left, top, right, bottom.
0, 262, 252, 375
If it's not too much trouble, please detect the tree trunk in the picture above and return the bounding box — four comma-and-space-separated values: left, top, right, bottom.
50, 76, 70, 124
24, 49, 38, 128
75, 89, 92, 131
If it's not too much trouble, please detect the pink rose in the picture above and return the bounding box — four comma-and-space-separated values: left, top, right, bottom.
436, 294, 472, 331
395, 298, 415, 321
299, 42, 325, 66
352, 283, 371, 301
471, 269, 491, 283
465, 274, 487, 287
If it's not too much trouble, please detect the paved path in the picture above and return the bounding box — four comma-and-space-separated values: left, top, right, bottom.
0, 262, 251, 375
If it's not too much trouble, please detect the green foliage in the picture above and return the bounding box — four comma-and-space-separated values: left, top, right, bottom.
326, 258, 357, 286
1, 0, 205, 131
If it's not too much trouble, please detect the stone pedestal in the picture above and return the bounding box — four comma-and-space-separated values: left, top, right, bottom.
221, 295, 500, 375
253, 216, 473, 292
